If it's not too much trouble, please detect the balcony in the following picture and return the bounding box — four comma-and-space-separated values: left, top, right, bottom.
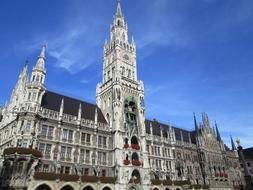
123, 160, 130, 165
132, 160, 141, 166
131, 144, 140, 150
34, 172, 79, 181
4, 147, 42, 158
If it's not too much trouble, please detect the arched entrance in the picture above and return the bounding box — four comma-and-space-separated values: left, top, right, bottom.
102, 187, 112, 190
165, 188, 171, 190
83, 186, 94, 190
36, 184, 51, 190
60, 185, 74, 190
153, 188, 159, 190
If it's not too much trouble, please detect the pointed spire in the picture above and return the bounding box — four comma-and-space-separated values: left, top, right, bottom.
39, 45, 46, 59
188, 132, 192, 145
59, 98, 64, 117
202, 112, 208, 128
150, 122, 153, 135
231, 135, 236, 151
215, 121, 222, 142
194, 113, 199, 133
212, 126, 216, 136
78, 103, 82, 121
180, 130, 184, 145
116, 0, 122, 17
35, 45, 46, 71
94, 107, 98, 128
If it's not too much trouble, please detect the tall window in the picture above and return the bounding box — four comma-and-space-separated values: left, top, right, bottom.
98, 136, 103, 146
98, 135, 107, 147
41, 125, 47, 137
39, 143, 52, 159
60, 146, 66, 160
25, 121, 31, 132
86, 134, 91, 144
103, 136, 107, 147
98, 152, 102, 165
102, 169, 106, 177
62, 129, 73, 142
39, 143, 45, 153
80, 149, 85, 163
42, 164, 49, 172
62, 129, 68, 140
45, 144, 52, 159
86, 150, 90, 163
68, 130, 73, 142
81, 133, 91, 145
66, 147, 72, 160
102, 152, 107, 165
22, 139, 28, 148
84, 168, 89, 176
48, 126, 54, 138
40, 125, 54, 139
32, 92, 37, 101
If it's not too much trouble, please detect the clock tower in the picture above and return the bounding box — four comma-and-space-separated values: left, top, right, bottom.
96, 1, 150, 189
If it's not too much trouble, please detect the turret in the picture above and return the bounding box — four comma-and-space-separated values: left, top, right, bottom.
25, 46, 46, 110
30, 45, 46, 84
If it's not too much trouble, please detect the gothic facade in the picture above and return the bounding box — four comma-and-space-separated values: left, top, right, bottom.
0, 1, 242, 190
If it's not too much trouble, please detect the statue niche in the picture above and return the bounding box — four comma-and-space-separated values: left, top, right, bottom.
124, 97, 138, 136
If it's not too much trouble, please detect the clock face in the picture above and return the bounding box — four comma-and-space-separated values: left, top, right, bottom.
124, 54, 129, 61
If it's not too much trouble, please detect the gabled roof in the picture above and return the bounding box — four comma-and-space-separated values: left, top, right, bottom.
145, 119, 197, 144
41, 91, 107, 124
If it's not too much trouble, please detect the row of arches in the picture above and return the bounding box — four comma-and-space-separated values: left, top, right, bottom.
153, 188, 181, 190
36, 184, 112, 190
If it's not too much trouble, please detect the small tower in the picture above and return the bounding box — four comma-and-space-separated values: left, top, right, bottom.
25, 46, 46, 110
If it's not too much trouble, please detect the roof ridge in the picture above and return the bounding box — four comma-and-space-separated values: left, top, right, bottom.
46, 90, 97, 107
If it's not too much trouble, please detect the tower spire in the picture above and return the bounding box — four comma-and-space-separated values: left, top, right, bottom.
231, 135, 236, 151
215, 121, 222, 142
34, 45, 46, 72
116, 0, 122, 17
194, 113, 199, 134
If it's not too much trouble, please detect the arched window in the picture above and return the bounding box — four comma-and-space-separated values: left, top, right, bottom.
131, 136, 138, 145
132, 152, 139, 161
106, 113, 110, 126
132, 169, 141, 179
154, 188, 159, 190
118, 20, 120, 26
125, 138, 128, 144
36, 184, 52, 190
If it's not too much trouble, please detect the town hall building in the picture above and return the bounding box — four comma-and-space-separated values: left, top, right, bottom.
0, 1, 243, 190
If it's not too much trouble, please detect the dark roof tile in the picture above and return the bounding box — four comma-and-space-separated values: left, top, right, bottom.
41, 91, 107, 124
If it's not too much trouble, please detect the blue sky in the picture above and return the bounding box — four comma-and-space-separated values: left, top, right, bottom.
0, 0, 253, 148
